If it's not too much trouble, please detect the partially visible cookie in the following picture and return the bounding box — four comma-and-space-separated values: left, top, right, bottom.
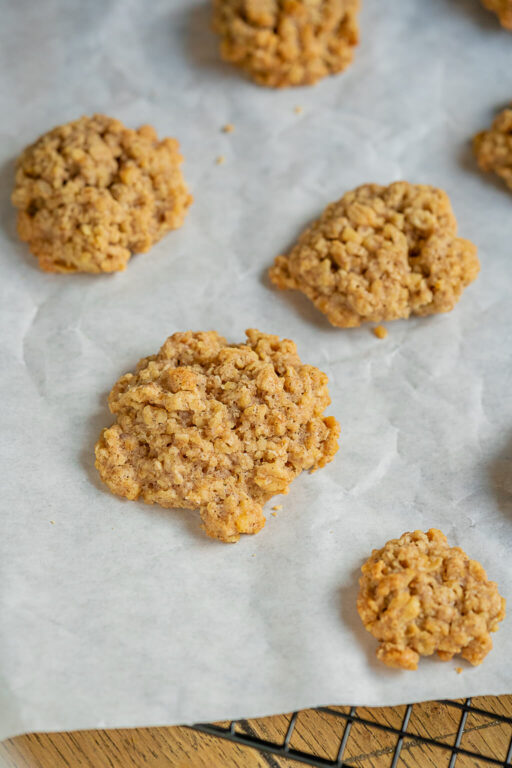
474, 106, 512, 191
269, 182, 479, 328
11, 115, 192, 273
95, 329, 340, 542
357, 529, 506, 670
212, 0, 359, 88
481, 0, 512, 28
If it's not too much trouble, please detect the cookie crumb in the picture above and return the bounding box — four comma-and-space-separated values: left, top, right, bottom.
455, 667, 463, 674
373, 325, 388, 340
271, 512, 277, 517
222, 123, 234, 133
294, 106, 303, 115
50, 520, 55, 525
216, 155, 226, 165
272, 504, 283, 511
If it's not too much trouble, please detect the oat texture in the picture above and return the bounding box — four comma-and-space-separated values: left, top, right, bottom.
95, 329, 340, 542
212, 0, 359, 88
474, 106, 512, 191
481, 0, 512, 28
357, 529, 506, 670
12, 114, 192, 273
269, 182, 480, 328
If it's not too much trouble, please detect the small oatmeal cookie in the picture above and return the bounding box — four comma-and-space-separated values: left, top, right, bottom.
269, 182, 479, 328
474, 106, 512, 191
212, 0, 359, 88
95, 329, 339, 542
11, 114, 192, 273
480, 0, 512, 28
357, 529, 506, 670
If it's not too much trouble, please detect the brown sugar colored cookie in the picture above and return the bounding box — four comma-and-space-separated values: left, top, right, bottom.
357, 529, 506, 671
481, 0, 512, 28
269, 182, 479, 328
212, 0, 360, 88
474, 106, 512, 191
11, 114, 192, 274
95, 329, 340, 542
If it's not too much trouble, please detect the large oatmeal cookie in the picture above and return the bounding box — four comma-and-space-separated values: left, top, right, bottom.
212, 0, 359, 88
357, 529, 506, 670
474, 106, 512, 191
481, 0, 512, 28
269, 182, 479, 328
11, 114, 192, 273
95, 329, 340, 542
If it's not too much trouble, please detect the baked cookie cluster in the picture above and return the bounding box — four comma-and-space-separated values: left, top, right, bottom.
481, 0, 512, 28
357, 529, 506, 670
11, 114, 192, 273
269, 182, 479, 328
474, 106, 512, 191
95, 329, 340, 542
212, 0, 360, 87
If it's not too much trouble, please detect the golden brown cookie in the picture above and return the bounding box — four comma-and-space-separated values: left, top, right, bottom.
357, 529, 506, 670
212, 0, 359, 88
474, 106, 512, 191
269, 182, 479, 328
481, 0, 512, 28
95, 329, 339, 542
11, 114, 192, 274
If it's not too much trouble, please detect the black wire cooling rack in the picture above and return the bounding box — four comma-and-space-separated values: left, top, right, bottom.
191, 698, 512, 766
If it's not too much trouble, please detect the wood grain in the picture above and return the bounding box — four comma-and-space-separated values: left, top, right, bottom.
1, 696, 511, 767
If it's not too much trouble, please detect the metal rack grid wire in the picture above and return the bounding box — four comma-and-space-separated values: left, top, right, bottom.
191, 698, 512, 766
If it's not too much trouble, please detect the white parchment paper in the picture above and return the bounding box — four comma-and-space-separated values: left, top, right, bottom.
1, 0, 512, 741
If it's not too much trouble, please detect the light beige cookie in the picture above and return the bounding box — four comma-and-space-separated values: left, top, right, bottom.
474, 106, 512, 191
269, 182, 479, 328
481, 0, 512, 28
212, 0, 359, 88
357, 529, 506, 670
95, 329, 340, 542
11, 114, 192, 273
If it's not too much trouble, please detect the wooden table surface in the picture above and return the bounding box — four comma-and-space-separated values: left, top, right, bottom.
1, 695, 511, 767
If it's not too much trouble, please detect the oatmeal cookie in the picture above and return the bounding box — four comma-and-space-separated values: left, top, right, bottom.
269, 182, 479, 328
94, 329, 339, 542
212, 0, 359, 88
474, 106, 512, 191
481, 0, 512, 28
11, 115, 192, 273
357, 529, 506, 670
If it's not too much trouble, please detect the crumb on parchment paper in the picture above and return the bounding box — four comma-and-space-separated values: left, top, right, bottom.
373, 325, 388, 339
216, 155, 225, 165
272, 505, 283, 511
222, 123, 234, 133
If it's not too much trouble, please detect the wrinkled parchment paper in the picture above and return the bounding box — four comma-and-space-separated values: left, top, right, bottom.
1, 0, 512, 741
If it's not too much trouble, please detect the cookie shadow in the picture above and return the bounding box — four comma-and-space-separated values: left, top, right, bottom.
488, 432, 512, 519
81, 392, 214, 544
183, 1, 244, 83
338, 567, 397, 678
433, 0, 502, 30
0, 157, 40, 272
459, 140, 512, 198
